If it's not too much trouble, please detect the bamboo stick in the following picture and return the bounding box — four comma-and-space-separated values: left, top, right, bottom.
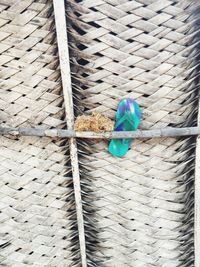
53, 1, 87, 266
0, 126, 200, 139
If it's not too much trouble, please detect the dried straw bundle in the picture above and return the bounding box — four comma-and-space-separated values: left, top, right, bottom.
74, 113, 114, 132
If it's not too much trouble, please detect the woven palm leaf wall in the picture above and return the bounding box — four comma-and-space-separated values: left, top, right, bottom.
66, 0, 197, 266
0, 1, 78, 266
0, 0, 199, 267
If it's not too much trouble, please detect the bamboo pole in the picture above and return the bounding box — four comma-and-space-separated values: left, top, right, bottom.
0, 126, 200, 139
53, 1, 87, 266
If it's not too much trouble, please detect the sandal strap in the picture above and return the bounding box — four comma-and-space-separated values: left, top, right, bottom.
115, 112, 137, 131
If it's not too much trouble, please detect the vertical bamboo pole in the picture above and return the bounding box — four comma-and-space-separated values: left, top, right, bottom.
53, 1, 87, 266
195, 101, 200, 267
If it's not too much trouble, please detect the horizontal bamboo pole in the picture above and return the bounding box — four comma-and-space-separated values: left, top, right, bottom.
0, 126, 200, 139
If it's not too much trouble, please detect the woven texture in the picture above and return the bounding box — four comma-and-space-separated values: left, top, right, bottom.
66, 0, 196, 266
0, 1, 77, 266
0, 0, 198, 266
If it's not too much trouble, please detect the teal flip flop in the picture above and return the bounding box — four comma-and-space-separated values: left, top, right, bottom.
108, 98, 142, 157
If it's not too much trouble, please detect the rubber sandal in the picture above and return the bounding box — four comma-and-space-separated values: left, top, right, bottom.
108, 98, 142, 157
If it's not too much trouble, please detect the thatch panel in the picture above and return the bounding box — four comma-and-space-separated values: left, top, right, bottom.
66, 0, 196, 266
0, 1, 77, 266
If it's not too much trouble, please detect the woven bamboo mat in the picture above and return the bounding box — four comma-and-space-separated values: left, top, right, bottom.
0, 0, 198, 266
66, 0, 197, 266
0, 1, 78, 266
